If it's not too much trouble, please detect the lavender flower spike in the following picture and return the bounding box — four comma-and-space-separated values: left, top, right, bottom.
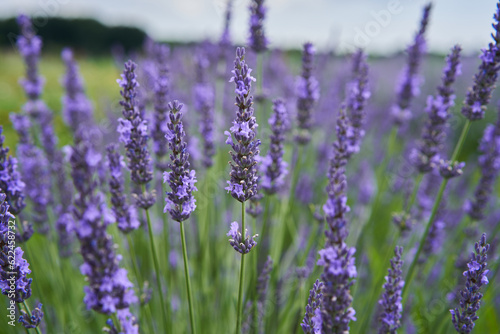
227, 222, 258, 254
0, 192, 32, 303
318, 107, 357, 332
295, 42, 319, 145
301, 279, 323, 334
193, 50, 216, 168
225, 47, 261, 202
61, 48, 93, 133
248, 0, 268, 53
450, 233, 490, 333
411, 45, 462, 173
378, 246, 405, 334
19, 303, 43, 329
69, 130, 139, 319
107, 144, 140, 233
16, 14, 44, 109
163, 101, 198, 222
0, 126, 26, 215
392, 4, 432, 125
117, 60, 155, 209
10, 114, 51, 233
464, 106, 500, 221
219, 0, 233, 48
261, 99, 288, 194
461, 3, 500, 121
346, 49, 370, 157
152, 44, 170, 170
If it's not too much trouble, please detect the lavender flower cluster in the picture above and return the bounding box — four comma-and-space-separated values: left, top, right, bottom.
450, 234, 490, 333
226, 221, 258, 254
461, 3, 500, 121
107, 145, 140, 233
295, 42, 319, 145
464, 108, 500, 220
0, 193, 32, 303
392, 4, 432, 125
378, 246, 405, 334
248, 0, 268, 53
69, 130, 138, 323
193, 51, 216, 168
163, 101, 198, 222
260, 99, 288, 194
151, 43, 170, 169
411, 45, 462, 173
225, 47, 261, 202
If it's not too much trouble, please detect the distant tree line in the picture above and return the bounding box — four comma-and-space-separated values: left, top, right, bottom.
0, 17, 146, 55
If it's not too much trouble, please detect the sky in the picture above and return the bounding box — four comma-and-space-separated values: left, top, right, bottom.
0, 0, 498, 55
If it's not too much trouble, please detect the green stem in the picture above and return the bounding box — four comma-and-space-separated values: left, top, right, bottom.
144, 202, 169, 333
355, 127, 398, 254
180, 222, 197, 334
235, 201, 246, 334
126, 234, 155, 333
21, 301, 42, 334
403, 178, 448, 299
402, 119, 471, 300
406, 173, 424, 212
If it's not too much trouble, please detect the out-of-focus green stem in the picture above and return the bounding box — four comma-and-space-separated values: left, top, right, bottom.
180, 221, 197, 334
143, 185, 169, 333
235, 201, 246, 334
355, 126, 398, 255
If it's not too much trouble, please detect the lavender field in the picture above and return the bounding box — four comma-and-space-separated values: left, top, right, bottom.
1, 1, 500, 333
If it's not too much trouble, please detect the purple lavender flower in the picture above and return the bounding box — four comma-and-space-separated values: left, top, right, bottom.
450, 233, 490, 333
107, 144, 140, 233
10, 114, 51, 233
117, 60, 155, 209
151, 44, 170, 170
0, 193, 32, 303
301, 279, 323, 334
17, 15, 71, 232
69, 130, 139, 317
464, 108, 500, 221
318, 107, 357, 332
219, 0, 233, 49
378, 246, 405, 334
225, 47, 261, 202
295, 43, 319, 145
261, 99, 288, 194
391, 4, 432, 125
248, 0, 268, 53
345, 49, 370, 156
226, 221, 258, 254
104, 308, 139, 334
163, 101, 198, 222
0, 127, 26, 215
461, 4, 500, 121
16, 15, 44, 105
19, 303, 43, 329
439, 160, 465, 179
61, 48, 93, 133
410, 45, 462, 173
16, 15, 58, 164
193, 50, 216, 168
